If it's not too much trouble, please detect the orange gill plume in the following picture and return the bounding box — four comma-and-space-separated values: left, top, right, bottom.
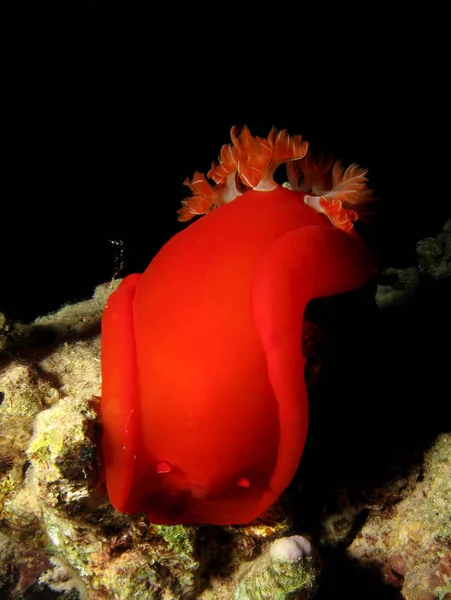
178, 125, 309, 222
288, 153, 376, 232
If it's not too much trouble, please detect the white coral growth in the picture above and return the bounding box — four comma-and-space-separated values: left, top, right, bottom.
39, 556, 87, 599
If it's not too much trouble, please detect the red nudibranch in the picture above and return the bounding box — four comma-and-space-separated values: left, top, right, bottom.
101, 126, 378, 525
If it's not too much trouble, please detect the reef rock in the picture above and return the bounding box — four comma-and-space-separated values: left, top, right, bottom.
347, 433, 451, 600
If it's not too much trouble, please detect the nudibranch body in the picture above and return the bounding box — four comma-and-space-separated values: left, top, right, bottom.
101, 126, 377, 525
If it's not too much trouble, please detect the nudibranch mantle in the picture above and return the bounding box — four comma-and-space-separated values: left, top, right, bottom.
101, 126, 377, 525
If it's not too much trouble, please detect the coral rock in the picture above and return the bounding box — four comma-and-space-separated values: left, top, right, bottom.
233, 535, 321, 600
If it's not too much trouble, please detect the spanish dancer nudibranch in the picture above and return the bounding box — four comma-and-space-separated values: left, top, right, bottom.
101, 126, 378, 525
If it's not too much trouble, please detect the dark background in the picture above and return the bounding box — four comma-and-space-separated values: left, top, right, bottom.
2, 5, 449, 322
